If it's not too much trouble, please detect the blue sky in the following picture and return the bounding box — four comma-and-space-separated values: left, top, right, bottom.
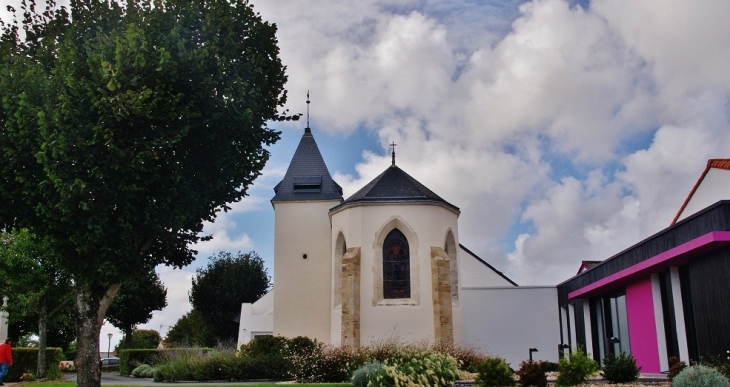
6, 0, 730, 348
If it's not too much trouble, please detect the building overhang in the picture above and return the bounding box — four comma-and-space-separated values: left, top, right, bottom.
568, 231, 730, 299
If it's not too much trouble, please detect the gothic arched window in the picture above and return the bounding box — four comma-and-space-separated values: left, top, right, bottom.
383, 228, 410, 299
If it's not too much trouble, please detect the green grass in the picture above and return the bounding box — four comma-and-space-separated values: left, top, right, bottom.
28, 384, 351, 387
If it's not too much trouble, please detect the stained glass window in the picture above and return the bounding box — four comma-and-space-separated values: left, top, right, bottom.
383, 229, 410, 299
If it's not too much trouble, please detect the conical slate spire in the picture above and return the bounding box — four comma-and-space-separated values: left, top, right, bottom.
272, 129, 343, 202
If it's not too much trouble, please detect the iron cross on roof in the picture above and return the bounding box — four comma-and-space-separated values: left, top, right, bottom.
390, 141, 397, 166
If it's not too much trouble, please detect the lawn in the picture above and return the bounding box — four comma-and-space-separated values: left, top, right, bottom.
29, 384, 351, 387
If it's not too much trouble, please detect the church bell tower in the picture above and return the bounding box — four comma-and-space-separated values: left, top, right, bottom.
270, 99, 343, 342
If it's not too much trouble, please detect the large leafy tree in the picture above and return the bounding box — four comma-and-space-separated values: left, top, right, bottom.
190, 251, 270, 345
106, 271, 167, 349
116, 329, 161, 350
0, 0, 292, 386
0, 229, 73, 378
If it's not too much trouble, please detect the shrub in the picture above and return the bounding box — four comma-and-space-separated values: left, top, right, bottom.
601, 352, 640, 383
3, 348, 63, 382
290, 343, 366, 383
540, 361, 559, 373
474, 357, 515, 387
517, 360, 546, 387
431, 341, 490, 373
701, 352, 730, 380
555, 348, 598, 387
368, 350, 459, 387
673, 365, 730, 387
669, 356, 687, 381
351, 362, 382, 387
131, 364, 153, 378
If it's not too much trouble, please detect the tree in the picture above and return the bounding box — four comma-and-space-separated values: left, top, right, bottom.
190, 251, 270, 345
116, 329, 161, 350
0, 229, 74, 378
165, 309, 212, 347
106, 271, 167, 349
0, 1, 292, 386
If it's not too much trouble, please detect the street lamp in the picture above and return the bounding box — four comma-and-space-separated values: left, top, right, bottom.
107, 333, 113, 358
529, 347, 538, 362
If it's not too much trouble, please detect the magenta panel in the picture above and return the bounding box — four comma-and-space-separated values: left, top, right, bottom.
626, 277, 660, 373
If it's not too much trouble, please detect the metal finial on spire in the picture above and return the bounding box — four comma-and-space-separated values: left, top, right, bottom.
305, 91, 311, 133
390, 141, 397, 166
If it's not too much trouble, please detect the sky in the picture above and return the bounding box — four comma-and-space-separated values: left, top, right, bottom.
4, 0, 730, 350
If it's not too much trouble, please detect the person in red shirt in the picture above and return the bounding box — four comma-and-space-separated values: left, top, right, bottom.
0, 338, 12, 386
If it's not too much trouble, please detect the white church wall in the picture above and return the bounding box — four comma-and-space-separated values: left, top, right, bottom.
273, 200, 340, 342
331, 202, 461, 344
461, 286, 560, 367
237, 290, 274, 348
677, 168, 730, 222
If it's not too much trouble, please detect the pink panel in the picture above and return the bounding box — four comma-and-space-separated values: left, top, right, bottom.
626, 278, 660, 373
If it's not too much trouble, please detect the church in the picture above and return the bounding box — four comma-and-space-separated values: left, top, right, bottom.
236, 122, 561, 366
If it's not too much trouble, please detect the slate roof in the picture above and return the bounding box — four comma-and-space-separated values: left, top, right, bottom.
272, 128, 343, 203
330, 164, 459, 213
671, 159, 730, 225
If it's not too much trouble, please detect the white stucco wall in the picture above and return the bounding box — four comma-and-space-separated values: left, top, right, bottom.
459, 246, 515, 288
237, 290, 274, 348
677, 168, 730, 222
273, 200, 341, 342
330, 202, 460, 345
462, 287, 560, 367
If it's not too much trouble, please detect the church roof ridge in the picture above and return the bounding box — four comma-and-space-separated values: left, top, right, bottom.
271, 129, 343, 203
330, 164, 459, 213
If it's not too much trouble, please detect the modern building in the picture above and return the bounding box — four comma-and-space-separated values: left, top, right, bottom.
558, 159, 730, 373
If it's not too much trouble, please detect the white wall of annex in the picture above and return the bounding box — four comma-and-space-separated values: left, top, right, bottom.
678, 168, 730, 222
459, 247, 515, 288
462, 287, 560, 367
237, 290, 274, 348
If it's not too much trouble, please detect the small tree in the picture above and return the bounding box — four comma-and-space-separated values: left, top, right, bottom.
190, 251, 271, 345
116, 329, 161, 350
106, 272, 167, 349
0, 229, 73, 377
555, 348, 598, 386
165, 310, 212, 347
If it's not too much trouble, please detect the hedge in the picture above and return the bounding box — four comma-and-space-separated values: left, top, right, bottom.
3, 347, 63, 382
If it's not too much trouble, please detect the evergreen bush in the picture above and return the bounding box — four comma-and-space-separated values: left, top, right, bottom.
517, 360, 547, 387
673, 364, 730, 387
555, 348, 598, 387
474, 357, 515, 387
601, 352, 640, 383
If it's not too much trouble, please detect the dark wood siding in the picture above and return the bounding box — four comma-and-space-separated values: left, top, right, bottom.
557, 201, 730, 306
685, 247, 730, 358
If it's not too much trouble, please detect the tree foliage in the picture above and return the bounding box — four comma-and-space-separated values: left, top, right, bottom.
0, 0, 292, 386
106, 271, 167, 349
164, 309, 211, 347
116, 329, 161, 350
190, 251, 271, 345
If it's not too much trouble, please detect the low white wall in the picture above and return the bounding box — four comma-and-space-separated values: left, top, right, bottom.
237, 290, 274, 348
462, 286, 560, 368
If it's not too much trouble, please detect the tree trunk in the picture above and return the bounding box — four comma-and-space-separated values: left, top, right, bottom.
37, 300, 48, 378
74, 283, 121, 387
124, 324, 133, 349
